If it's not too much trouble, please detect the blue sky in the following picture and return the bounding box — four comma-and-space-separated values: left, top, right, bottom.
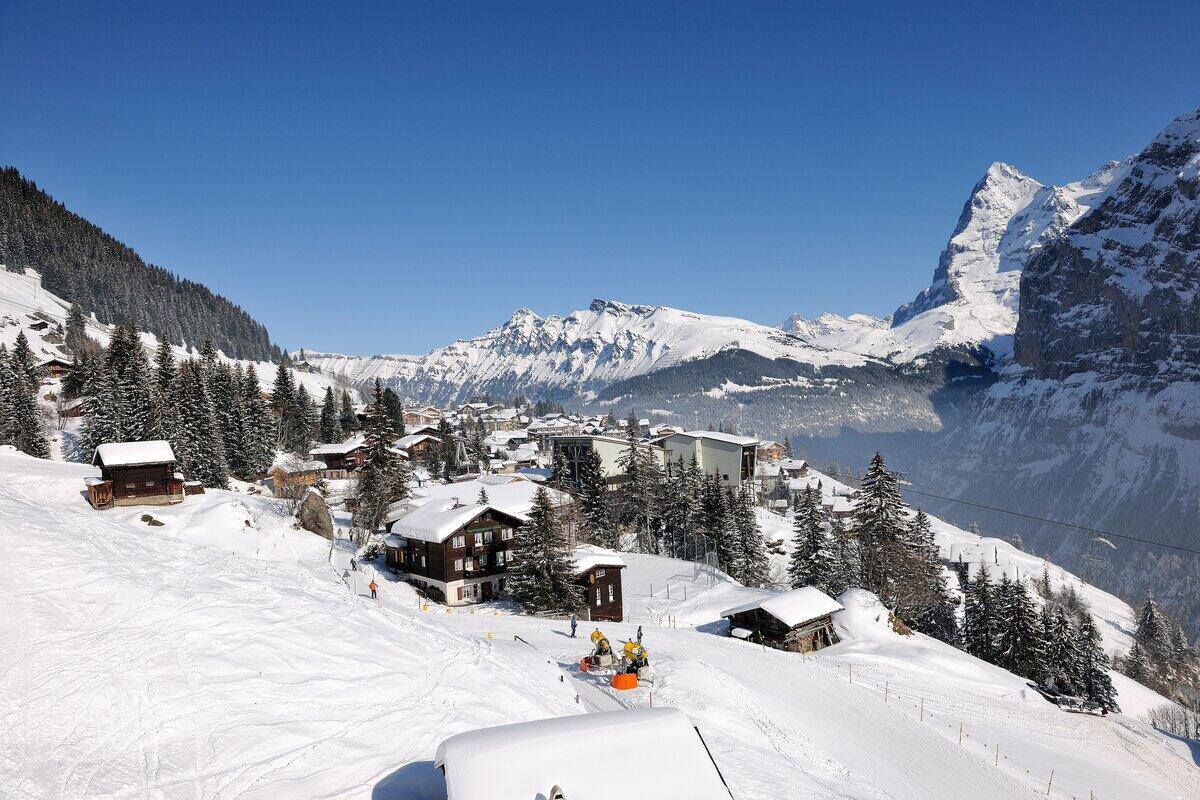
3, 2, 1198, 354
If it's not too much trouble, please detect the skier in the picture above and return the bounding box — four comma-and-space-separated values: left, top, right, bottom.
569, 613, 578, 638
369, 579, 378, 599
636, 625, 643, 645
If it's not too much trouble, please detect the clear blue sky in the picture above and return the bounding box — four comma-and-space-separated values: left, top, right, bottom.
3, 2, 1198, 354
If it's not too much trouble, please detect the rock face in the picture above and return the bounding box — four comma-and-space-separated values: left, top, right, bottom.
1016, 109, 1200, 382
297, 488, 335, 540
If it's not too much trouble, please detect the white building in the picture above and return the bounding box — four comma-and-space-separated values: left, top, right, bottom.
663, 431, 760, 486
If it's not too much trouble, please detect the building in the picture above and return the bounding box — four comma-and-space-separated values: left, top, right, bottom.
722, 587, 843, 653
663, 431, 760, 486
434, 708, 735, 800
265, 457, 327, 493
309, 433, 367, 473
88, 441, 185, 509
386, 499, 524, 604
38, 356, 73, 380
394, 432, 440, 458
403, 405, 443, 426
551, 434, 667, 489
573, 546, 626, 621
756, 440, 787, 462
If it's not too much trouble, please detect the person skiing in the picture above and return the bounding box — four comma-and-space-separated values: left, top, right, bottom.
569, 613, 578, 638
368, 580, 378, 599
636, 625, 643, 645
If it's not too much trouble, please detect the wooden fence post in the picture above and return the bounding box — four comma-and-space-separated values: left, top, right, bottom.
1046, 769, 1054, 796
958, 722, 963, 747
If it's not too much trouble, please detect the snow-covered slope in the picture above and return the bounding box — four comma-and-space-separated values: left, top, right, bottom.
782, 160, 1125, 364
301, 299, 870, 406
0, 267, 348, 401
1, 451, 1194, 800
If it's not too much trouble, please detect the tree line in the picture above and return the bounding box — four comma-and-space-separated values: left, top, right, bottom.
0, 331, 51, 458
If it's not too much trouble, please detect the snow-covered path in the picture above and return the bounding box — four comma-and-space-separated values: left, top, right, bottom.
1, 450, 1196, 800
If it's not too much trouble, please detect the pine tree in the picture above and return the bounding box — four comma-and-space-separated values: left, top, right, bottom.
381, 388, 406, 436
289, 385, 316, 454
5, 343, 50, 458
1133, 591, 1174, 660
64, 302, 89, 356
477, 486, 489, 505
271, 364, 298, 449
238, 365, 275, 478
351, 379, 409, 538
150, 340, 178, 440
76, 361, 120, 460
506, 486, 583, 613
577, 446, 618, 549
0, 346, 15, 444
339, 389, 359, 433
996, 579, 1045, 680
850, 452, 908, 601
11, 331, 40, 390
699, 472, 733, 573
616, 424, 663, 553
1040, 607, 1083, 694
172, 359, 228, 488
789, 485, 834, 591
319, 386, 343, 444
963, 562, 999, 662
827, 516, 860, 597
1120, 641, 1152, 683
1078, 613, 1119, 711
782, 436, 794, 459
208, 361, 244, 477
732, 486, 769, 587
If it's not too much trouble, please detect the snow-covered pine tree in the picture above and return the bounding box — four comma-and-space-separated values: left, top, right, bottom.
788, 485, 834, 592
826, 515, 859, 597
0, 346, 14, 444
271, 363, 298, 450
381, 387, 406, 436
1078, 613, 1119, 712
319, 386, 343, 444
616, 423, 663, 553
289, 385, 316, 454
477, 486, 489, 505
351, 378, 409, 538
150, 339, 179, 441
339, 389, 359, 433
996, 578, 1045, 680
10, 330, 40, 390
732, 485, 769, 588
963, 562, 999, 663
64, 302, 89, 356
117, 322, 155, 441
76, 360, 120, 460
577, 446, 618, 549
1040, 607, 1082, 694
699, 472, 733, 574
1120, 641, 1152, 683
850, 452, 907, 600
506, 486, 582, 613
239, 364, 275, 478
208, 361, 244, 477
1133, 591, 1174, 660
4, 343, 50, 458
172, 359, 229, 488
782, 436, 794, 459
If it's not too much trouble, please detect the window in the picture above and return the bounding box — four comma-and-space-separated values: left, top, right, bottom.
465, 557, 474, 572
595, 589, 601, 607
456, 586, 464, 601
596, 569, 606, 577
501, 528, 513, 540
451, 535, 464, 549
474, 532, 484, 547
608, 584, 615, 603
454, 559, 463, 572
144, 481, 155, 487
125, 482, 137, 489
483, 530, 493, 544
421, 554, 426, 568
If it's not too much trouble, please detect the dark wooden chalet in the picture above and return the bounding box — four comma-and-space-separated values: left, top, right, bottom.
572, 547, 626, 622
722, 587, 843, 653
89, 441, 184, 510
39, 356, 73, 380
309, 434, 367, 474
384, 500, 524, 605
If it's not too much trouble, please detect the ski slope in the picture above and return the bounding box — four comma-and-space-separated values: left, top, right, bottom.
1, 450, 1195, 800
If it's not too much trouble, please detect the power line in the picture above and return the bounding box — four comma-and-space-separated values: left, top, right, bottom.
896, 484, 1200, 557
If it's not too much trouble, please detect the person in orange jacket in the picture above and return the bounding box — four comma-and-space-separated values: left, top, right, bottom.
369, 580, 378, 599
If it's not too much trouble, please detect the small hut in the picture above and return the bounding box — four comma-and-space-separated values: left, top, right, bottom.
722, 587, 843, 653
89, 441, 184, 510
572, 546, 626, 622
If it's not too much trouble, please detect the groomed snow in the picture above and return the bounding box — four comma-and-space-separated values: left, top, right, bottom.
435, 708, 733, 800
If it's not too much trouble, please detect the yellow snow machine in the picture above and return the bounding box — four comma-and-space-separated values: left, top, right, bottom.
580, 630, 615, 672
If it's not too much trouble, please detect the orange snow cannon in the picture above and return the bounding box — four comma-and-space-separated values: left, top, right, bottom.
611, 673, 638, 690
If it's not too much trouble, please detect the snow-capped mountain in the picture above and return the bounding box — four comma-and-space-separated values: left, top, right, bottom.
782, 160, 1126, 363
301, 299, 870, 406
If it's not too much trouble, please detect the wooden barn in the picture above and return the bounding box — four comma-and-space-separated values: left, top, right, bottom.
572, 546, 626, 621
309, 434, 367, 473
722, 587, 843, 653
88, 441, 185, 510
39, 356, 73, 380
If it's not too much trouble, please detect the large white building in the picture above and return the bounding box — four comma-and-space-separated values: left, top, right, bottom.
662, 431, 759, 486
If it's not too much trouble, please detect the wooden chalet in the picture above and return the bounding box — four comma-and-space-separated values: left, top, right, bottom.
385, 499, 524, 604
88, 441, 184, 510
394, 432, 439, 458
39, 356, 73, 380
756, 441, 787, 462
572, 546, 626, 622
309, 434, 367, 474
265, 458, 326, 492
722, 587, 843, 653
403, 406, 443, 426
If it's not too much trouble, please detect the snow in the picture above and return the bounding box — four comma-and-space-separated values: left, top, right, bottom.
434, 708, 733, 800
1, 451, 1196, 800
674, 430, 761, 447
395, 432, 439, 450
92, 439, 176, 467
390, 498, 508, 543
308, 433, 365, 455
407, 476, 569, 519
722, 586, 843, 628
570, 545, 626, 575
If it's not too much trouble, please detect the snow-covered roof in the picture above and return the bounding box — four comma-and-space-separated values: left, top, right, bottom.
675, 430, 761, 447
309, 433, 365, 456
382, 534, 404, 548
408, 477, 569, 519
93, 440, 176, 467
390, 498, 519, 544
435, 708, 733, 800
571, 545, 627, 575
395, 433, 439, 450
722, 587, 843, 628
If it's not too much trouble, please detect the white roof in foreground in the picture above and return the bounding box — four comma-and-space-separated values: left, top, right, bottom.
93, 440, 176, 467
571, 545, 626, 576
722, 586, 844, 628
675, 430, 761, 447
435, 708, 733, 800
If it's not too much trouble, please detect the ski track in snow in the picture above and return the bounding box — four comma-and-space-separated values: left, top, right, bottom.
1, 450, 1197, 800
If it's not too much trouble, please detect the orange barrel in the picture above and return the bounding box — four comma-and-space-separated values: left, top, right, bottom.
579, 657, 591, 673
610, 672, 638, 690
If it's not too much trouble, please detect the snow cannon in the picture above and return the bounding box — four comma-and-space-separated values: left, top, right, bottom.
620, 640, 651, 679
611, 672, 638, 690
583, 631, 615, 670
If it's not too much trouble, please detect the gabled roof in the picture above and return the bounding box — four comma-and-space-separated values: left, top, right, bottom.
435, 708, 733, 800
395, 433, 439, 450
93, 440, 175, 468
390, 499, 523, 544
309, 433, 366, 456
722, 586, 843, 628
571, 545, 627, 575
